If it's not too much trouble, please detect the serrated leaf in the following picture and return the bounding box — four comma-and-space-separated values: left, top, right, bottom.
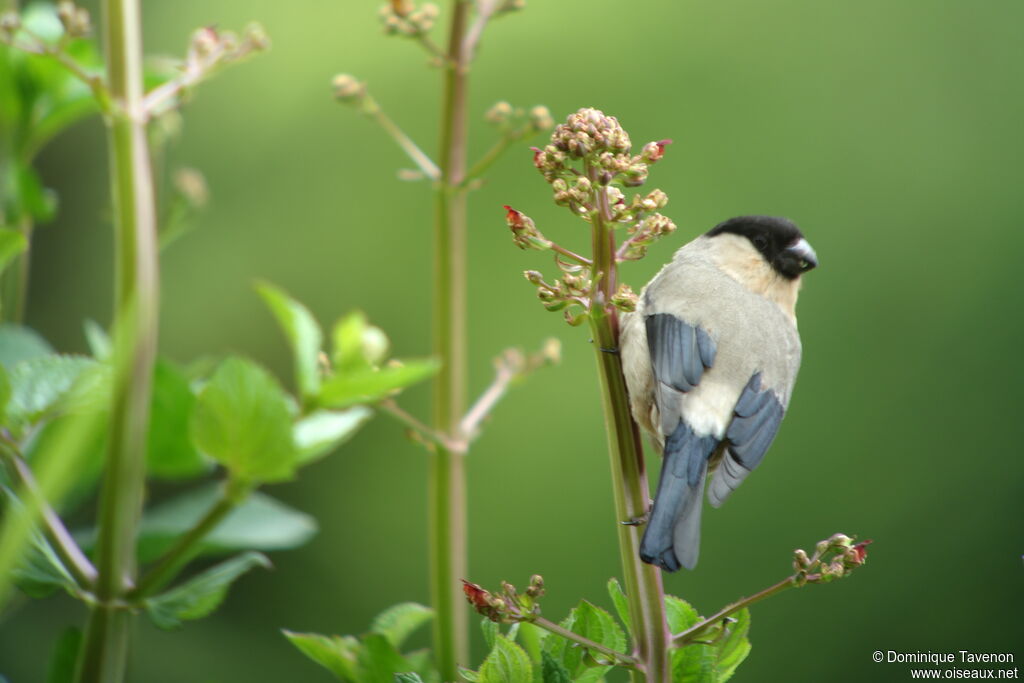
76, 484, 316, 562
283, 629, 361, 681
482, 617, 499, 651
319, 360, 439, 409
191, 357, 297, 483
479, 634, 533, 683
10, 534, 75, 598
543, 601, 626, 680
144, 551, 271, 629
395, 674, 424, 683
45, 627, 81, 683
0, 228, 27, 276
370, 602, 433, 649
358, 633, 416, 683
0, 323, 53, 369
256, 282, 323, 403
147, 359, 207, 479
665, 595, 717, 683
606, 577, 632, 634
540, 651, 570, 683
294, 407, 372, 467
715, 608, 751, 682
459, 667, 480, 682
5, 355, 106, 434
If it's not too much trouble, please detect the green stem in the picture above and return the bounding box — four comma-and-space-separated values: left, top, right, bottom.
0, 217, 32, 323
129, 481, 248, 600
586, 170, 671, 683
673, 575, 794, 645
75, 0, 159, 680
429, 1, 471, 679
532, 615, 637, 668
0, 444, 97, 590
361, 95, 441, 180
463, 132, 515, 182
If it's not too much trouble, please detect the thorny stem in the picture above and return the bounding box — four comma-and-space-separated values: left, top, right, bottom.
586, 165, 671, 682
673, 576, 794, 646
430, 1, 472, 678
128, 480, 250, 600
532, 615, 638, 669
75, 0, 159, 680
0, 440, 97, 590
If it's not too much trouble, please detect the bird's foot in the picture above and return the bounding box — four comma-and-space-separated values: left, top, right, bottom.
621, 510, 650, 527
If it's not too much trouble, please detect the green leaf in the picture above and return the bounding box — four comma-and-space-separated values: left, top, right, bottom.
358, 633, 416, 683
665, 595, 717, 683
543, 601, 626, 680
319, 360, 439, 409
540, 651, 570, 683
370, 602, 434, 649
0, 228, 27, 276
606, 577, 632, 634
283, 630, 361, 681
0, 365, 9, 423
144, 551, 271, 629
0, 323, 53, 369
45, 627, 82, 683
331, 311, 390, 372
256, 282, 324, 403
715, 608, 752, 682
481, 617, 499, 651
395, 674, 424, 683
147, 359, 207, 479
82, 320, 111, 360
516, 622, 543, 669
191, 357, 297, 483
458, 667, 481, 683
10, 535, 75, 598
100, 484, 315, 562
294, 407, 372, 467
479, 634, 533, 683
5, 355, 105, 434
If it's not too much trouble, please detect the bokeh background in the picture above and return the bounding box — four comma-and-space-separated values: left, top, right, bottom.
2, 0, 1023, 680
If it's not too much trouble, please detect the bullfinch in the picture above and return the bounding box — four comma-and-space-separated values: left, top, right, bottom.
620, 215, 817, 571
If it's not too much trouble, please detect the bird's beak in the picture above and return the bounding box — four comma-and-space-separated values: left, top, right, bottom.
786, 238, 818, 272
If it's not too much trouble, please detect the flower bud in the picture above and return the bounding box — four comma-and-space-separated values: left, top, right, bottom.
332, 74, 366, 102
529, 105, 554, 131
173, 168, 209, 209
611, 284, 638, 312
526, 574, 545, 598
641, 139, 671, 163
243, 22, 271, 51
523, 270, 544, 285
0, 11, 21, 39
485, 100, 513, 125
540, 338, 561, 364
504, 205, 552, 251
57, 1, 91, 38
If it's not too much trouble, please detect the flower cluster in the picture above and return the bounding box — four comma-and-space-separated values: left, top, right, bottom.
485, 101, 553, 134
503, 108, 678, 325
793, 533, 872, 586
462, 575, 545, 624
378, 2, 439, 37
56, 1, 91, 38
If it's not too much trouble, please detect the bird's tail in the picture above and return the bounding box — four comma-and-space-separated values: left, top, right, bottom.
640, 422, 718, 571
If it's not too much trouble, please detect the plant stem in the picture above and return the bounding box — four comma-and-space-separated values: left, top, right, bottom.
364, 96, 441, 180
129, 481, 248, 600
0, 445, 97, 590
429, 1, 471, 678
0, 217, 32, 323
673, 575, 794, 645
532, 615, 637, 668
75, 0, 159, 680
586, 170, 670, 682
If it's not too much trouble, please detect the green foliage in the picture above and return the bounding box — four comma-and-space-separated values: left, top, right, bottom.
4, 354, 106, 437
144, 551, 272, 629
478, 634, 533, 683
0, 323, 53, 368
284, 601, 435, 683
9, 535, 75, 598
147, 359, 207, 479
80, 483, 318, 562
45, 627, 82, 683
191, 356, 297, 483
0, 229, 27, 276
606, 577, 631, 634
294, 407, 372, 466
663, 595, 752, 683
543, 601, 626, 682
256, 282, 323, 405
319, 360, 439, 409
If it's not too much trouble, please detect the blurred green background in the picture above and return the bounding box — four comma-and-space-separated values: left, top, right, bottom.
2, 0, 1023, 680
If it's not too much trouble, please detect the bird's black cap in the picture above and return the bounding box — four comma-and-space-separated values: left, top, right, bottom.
706, 215, 817, 279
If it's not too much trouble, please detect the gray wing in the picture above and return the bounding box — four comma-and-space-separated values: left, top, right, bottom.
645, 313, 716, 436
707, 372, 785, 508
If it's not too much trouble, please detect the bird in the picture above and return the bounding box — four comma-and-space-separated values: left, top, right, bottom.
620, 215, 817, 571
